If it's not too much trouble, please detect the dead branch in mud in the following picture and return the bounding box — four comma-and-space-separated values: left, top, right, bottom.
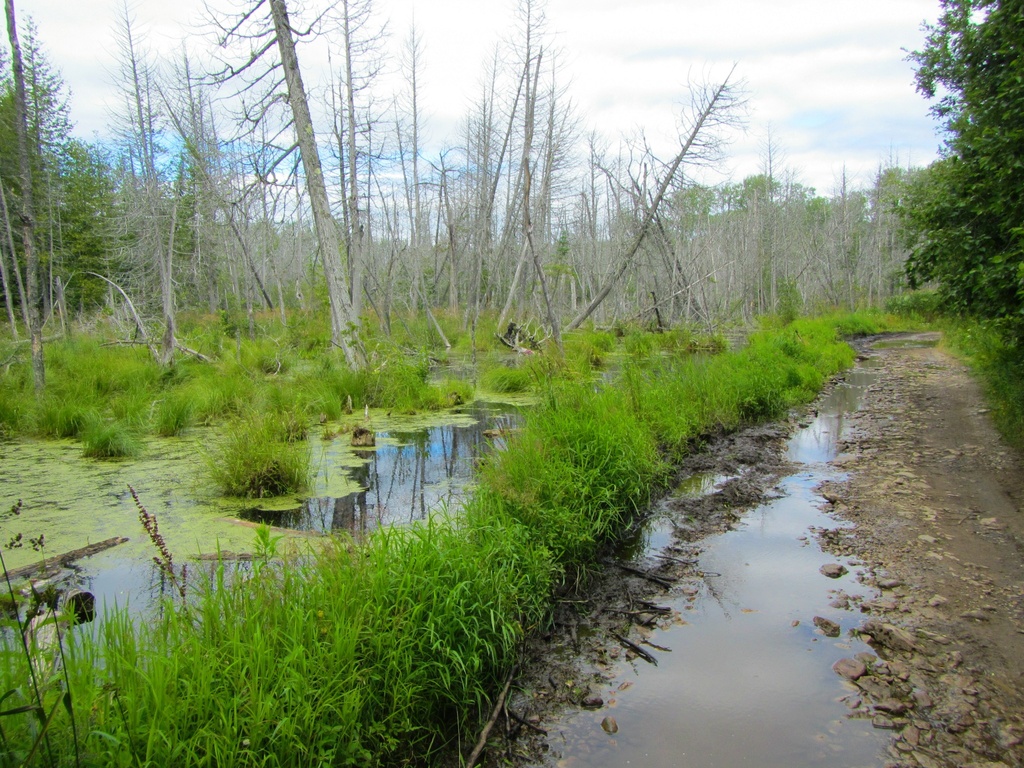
507, 708, 548, 735
611, 632, 659, 665
466, 665, 518, 768
614, 562, 675, 588
655, 553, 699, 567
635, 599, 673, 614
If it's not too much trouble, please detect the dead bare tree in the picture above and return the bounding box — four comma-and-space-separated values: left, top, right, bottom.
5, 0, 43, 390
207, 0, 364, 367
567, 68, 741, 330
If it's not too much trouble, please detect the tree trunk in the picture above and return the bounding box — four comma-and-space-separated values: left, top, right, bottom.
269, 0, 362, 367
0, 175, 21, 338
5, 0, 44, 391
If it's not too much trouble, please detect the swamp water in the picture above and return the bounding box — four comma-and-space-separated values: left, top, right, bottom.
541, 363, 890, 768
0, 400, 519, 614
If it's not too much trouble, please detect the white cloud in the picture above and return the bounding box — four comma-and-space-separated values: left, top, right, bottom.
19, 0, 941, 192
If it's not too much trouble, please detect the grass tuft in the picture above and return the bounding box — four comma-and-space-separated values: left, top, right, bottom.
81, 419, 142, 459
208, 412, 312, 497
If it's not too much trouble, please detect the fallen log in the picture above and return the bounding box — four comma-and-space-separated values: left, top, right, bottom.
4, 537, 129, 581
193, 551, 255, 562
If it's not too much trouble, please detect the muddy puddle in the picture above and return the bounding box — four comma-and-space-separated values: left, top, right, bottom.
537, 362, 890, 767
0, 400, 519, 614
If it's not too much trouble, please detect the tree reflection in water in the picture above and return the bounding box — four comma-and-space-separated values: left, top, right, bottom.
240, 404, 519, 536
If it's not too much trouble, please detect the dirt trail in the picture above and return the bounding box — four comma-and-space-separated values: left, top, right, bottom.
819, 334, 1024, 767
496, 333, 1024, 768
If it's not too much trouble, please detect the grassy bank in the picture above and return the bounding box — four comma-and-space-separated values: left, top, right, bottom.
1, 313, 893, 766
0, 313, 476, 447
940, 322, 1024, 451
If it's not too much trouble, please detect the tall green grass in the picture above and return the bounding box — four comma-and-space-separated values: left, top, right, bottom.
81, 419, 142, 459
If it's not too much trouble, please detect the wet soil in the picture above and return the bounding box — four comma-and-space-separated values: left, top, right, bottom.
490, 333, 1024, 768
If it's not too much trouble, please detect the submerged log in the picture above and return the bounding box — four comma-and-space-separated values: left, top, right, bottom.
4, 536, 129, 580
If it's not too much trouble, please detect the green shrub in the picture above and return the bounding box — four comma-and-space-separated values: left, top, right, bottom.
886, 289, 943, 320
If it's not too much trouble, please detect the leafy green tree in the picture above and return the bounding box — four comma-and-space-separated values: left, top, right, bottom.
905, 0, 1024, 338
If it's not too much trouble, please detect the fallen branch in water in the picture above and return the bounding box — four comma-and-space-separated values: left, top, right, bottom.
4, 537, 129, 580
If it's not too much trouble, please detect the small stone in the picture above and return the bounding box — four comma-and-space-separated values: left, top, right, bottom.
862, 598, 899, 612
857, 677, 894, 700
960, 610, 990, 621
860, 620, 917, 652
878, 578, 903, 589
872, 715, 898, 730
912, 688, 934, 709
581, 694, 604, 709
601, 716, 618, 734
903, 726, 921, 746
813, 616, 841, 637
875, 699, 909, 715
821, 563, 848, 579
918, 534, 938, 545
833, 657, 867, 680
927, 595, 948, 607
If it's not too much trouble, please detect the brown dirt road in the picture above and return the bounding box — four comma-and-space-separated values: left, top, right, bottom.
818, 333, 1024, 767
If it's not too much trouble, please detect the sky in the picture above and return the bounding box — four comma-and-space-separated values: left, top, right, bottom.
15, 0, 944, 194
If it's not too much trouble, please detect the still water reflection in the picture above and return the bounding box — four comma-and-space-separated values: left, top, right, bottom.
539, 362, 889, 768
239, 403, 518, 535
